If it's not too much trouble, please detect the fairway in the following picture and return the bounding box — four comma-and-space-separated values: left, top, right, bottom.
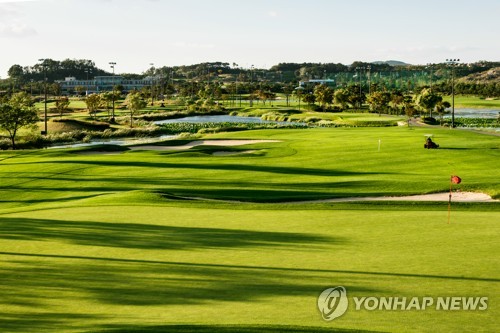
1, 126, 499, 332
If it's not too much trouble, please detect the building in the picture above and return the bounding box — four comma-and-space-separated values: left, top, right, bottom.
57, 76, 154, 95
299, 79, 336, 87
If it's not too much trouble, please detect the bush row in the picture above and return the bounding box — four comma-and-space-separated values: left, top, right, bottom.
159, 122, 306, 134
138, 110, 228, 121
442, 118, 500, 128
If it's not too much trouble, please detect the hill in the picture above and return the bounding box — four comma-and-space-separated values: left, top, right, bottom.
458, 67, 500, 83
372, 60, 410, 66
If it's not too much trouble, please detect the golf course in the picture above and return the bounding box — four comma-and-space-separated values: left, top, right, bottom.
0, 125, 499, 332
2, 0, 499, 330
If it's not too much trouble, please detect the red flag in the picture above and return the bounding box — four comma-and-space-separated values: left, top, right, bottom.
451, 176, 462, 184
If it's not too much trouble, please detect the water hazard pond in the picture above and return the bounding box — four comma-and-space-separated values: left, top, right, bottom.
50, 115, 293, 149
154, 115, 286, 124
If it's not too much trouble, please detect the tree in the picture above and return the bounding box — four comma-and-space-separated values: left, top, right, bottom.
8, 64, 24, 80
55, 97, 70, 118
293, 87, 304, 110
435, 100, 451, 125
283, 83, 294, 107
101, 91, 119, 117
402, 95, 416, 127
256, 90, 276, 105
51, 83, 62, 97
0, 93, 38, 149
367, 91, 391, 116
85, 94, 102, 119
314, 84, 333, 111
345, 85, 365, 109
125, 92, 147, 127
75, 86, 85, 96
9, 91, 33, 109
334, 88, 350, 110
416, 88, 442, 118
303, 92, 316, 105
390, 90, 405, 115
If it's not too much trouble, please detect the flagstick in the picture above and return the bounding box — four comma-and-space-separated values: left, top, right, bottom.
447, 176, 452, 224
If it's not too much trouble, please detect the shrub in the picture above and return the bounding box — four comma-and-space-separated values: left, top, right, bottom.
422, 117, 438, 125
261, 112, 288, 122
0, 138, 11, 150
303, 117, 323, 123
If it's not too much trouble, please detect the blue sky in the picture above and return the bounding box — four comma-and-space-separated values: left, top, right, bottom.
0, 0, 499, 77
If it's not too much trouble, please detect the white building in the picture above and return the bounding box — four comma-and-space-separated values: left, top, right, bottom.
57, 76, 154, 95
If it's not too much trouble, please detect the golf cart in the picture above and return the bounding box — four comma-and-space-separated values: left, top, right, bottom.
424, 134, 439, 149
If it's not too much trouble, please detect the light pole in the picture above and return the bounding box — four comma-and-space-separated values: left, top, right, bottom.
149, 63, 155, 106
207, 65, 211, 99
445, 59, 460, 128
250, 65, 254, 107
30, 79, 34, 98
426, 63, 433, 91
237, 66, 242, 107
84, 68, 92, 95
367, 65, 371, 95
356, 66, 365, 108
109, 62, 116, 121
38, 59, 48, 135
295, 86, 304, 111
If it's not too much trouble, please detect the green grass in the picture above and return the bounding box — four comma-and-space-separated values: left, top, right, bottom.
237, 109, 403, 126
442, 95, 500, 109
0, 126, 498, 332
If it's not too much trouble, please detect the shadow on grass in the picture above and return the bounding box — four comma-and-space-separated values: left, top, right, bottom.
0, 170, 386, 203
0, 217, 338, 250
12, 159, 390, 177
156, 187, 387, 203
0, 252, 378, 331
0, 313, 99, 333
2, 250, 496, 331
92, 324, 379, 333
0, 193, 106, 205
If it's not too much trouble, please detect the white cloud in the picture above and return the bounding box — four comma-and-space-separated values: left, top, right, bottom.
0, 21, 37, 37
0, 1, 37, 37
0, 0, 38, 3
267, 10, 278, 17
172, 41, 215, 49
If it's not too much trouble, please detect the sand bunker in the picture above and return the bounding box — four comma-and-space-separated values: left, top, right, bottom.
212, 150, 257, 156
129, 140, 280, 151
295, 192, 497, 203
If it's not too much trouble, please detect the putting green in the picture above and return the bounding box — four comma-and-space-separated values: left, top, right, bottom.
0, 126, 498, 332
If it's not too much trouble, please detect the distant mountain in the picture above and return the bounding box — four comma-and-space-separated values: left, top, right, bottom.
371, 60, 410, 67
